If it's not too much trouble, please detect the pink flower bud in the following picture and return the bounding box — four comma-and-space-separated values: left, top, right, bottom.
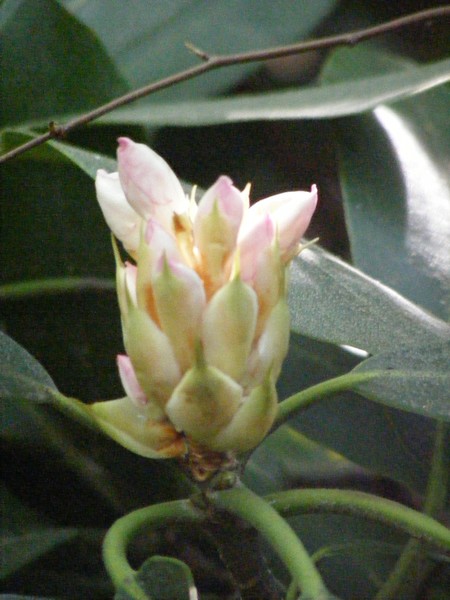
193, 177, 246, 292
245, 186, 318, 261
94, 139, 317, 462
117, 137, 187, 234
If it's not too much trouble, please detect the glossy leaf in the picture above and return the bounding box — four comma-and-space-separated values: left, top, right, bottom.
0, 330, 100, 433
0, 0, 127, 126
1, 529, 78, 580
323, 47, 450, 321
288, 245, 450, 354
246, 425, 360, 495
337, 94, 450, 320
352, 340, 450, 421
0, 330, 57, 402
61, 0, 337, 97
52, 56, 449, 128
115, 556, 197, 600
274, 333, 438, 493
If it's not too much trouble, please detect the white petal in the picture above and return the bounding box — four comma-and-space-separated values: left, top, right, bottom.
95, 169, 142, 251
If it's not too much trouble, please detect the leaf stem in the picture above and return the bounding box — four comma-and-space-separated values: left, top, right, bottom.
275, 371, 382, 427
102, 499, 203, 597
265, 488, 450, 552
374, 422, 449, 599
1, 7, 449, 163
0, 277, 115, 299
212, 485, 333, 599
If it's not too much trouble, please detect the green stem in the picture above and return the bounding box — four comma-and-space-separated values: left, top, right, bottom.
276, 372, 382, 427
102, 499, 203, 597
374, 422, 449, 600
265, 489, 450, 552
213, 485, 332, 599
0, 276, 115, 299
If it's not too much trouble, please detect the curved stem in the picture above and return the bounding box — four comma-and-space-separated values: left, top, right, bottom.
265, 489, 450, 552
213, 485, 332, 599
102, 499, 203, 596
1, 7, 449, 163
275, 371, 382, 427
374, 422, 449, 599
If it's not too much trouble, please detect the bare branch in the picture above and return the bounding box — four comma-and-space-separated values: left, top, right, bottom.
1, 6, 449, 164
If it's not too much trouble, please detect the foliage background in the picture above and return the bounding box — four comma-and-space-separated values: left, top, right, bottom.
1, 0, 449, 598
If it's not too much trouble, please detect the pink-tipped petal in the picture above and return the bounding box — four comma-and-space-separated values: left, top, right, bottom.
117, 354, 148, 406
238, 214, 275, 282
246, 186, 318, 261
95, 169, 142, 251
117, 138, 187, 232
195, 176, 244, 239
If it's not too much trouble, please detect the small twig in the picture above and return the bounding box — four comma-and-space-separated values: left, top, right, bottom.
1, 6, 449, 164
184, 41, 210, 62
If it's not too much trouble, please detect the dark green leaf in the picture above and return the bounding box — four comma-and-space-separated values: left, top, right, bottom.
0, 0, 128, 126
116, 556, 197, 600
56, 56, 448, 127
0, 159, 113, 283
1, 529, 78, 580
267, 334, 438, 493
323, 46, 450, 321
0, 330, 57, 402
320, 45, 412, 83
0, 330, 99, 432
0, 596, 52, 599
246, 425, 360, 495
0, 129, 117, 178
289, 245, 450, 354
337, 92, 450, 320
352, 340, 450, 421
62, 0, 338, 97
288, 513, 405, 600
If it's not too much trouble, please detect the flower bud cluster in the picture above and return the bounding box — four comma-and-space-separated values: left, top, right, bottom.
93, 138, 317, 459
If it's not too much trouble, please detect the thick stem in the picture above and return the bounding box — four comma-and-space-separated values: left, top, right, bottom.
212, 485, 333, 599
203, 506, 284, 599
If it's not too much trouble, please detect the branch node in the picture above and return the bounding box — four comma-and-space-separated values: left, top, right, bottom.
48, 121, 66, 139
185, 40, 210, 62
